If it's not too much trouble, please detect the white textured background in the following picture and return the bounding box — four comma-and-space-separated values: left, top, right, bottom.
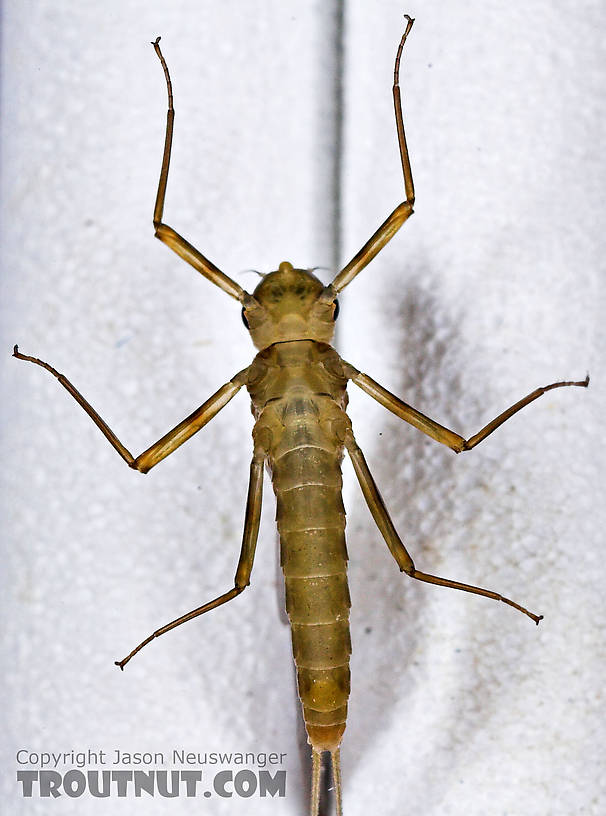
1, 2, 604, 815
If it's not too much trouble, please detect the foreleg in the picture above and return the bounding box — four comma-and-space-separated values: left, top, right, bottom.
331, 16, 416, 293
150, 38, 247, 303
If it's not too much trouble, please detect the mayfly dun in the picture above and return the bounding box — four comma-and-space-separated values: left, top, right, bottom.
13, 15, 588, 816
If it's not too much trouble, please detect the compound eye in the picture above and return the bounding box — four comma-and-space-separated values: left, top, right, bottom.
241, 307, 250, 329
332, 299, 340, 321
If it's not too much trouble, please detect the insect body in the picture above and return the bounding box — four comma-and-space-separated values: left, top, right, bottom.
14, 17, 588, 816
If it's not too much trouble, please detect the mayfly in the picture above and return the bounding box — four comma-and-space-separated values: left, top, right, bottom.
14, 16, 588, 816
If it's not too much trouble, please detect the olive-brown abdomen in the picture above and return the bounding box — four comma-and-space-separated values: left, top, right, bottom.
272, 420, 351, 752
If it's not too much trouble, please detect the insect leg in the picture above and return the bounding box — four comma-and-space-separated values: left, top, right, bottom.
13, 345, 248, 472
116, 446, 265, 669
131, 367, 249, 472
150, 38, 248, 303
350, 369, 589, 453
457, 376, 590, 451
344, 430, 543, 624
331, 16, 415, 294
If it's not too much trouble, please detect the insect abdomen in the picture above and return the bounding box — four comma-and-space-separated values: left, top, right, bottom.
247, 340, 353, 751
273, 428, 351, 752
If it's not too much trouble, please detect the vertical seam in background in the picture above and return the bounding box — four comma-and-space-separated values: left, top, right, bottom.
331, 0, 346, 346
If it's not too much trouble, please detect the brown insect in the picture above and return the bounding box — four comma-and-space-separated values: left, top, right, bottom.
13, 15, 588, 816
